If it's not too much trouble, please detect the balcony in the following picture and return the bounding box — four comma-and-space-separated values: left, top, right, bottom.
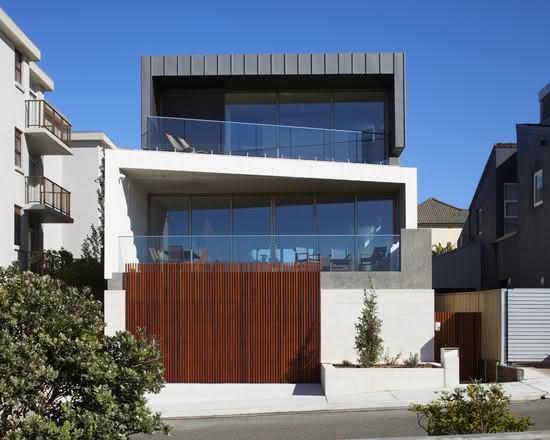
119, 234, 400, 272
25, 176, 73, 223
144, 116, 387, 165
25, 100, 72, 155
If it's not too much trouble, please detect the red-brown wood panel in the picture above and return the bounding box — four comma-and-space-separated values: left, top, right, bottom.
434, 311, 481, 381
125, 262, 321, 383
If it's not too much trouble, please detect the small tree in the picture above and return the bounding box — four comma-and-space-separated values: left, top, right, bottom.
0, 267, 170, 438
354, 281, 383, 366
432, 242, 455, 256
410, 382, 531, 435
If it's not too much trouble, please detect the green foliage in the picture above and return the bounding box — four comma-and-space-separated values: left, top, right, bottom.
0, 267, 170, 439
409, 382, 532, 435
403, 352, 420, 368
81, 147, 105, 264
354, 282, 383, 367
382, 349, 402, 366
30, 249, 104, 303
432, 242, 455, 256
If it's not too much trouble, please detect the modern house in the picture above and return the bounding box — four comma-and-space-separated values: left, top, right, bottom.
418, 198, 468, 249
434, 84, 550, 366
104, 52, 434, 384
0, 8, 115, 268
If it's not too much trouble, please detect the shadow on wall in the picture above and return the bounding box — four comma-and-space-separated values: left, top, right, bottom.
421, 338, 435, 363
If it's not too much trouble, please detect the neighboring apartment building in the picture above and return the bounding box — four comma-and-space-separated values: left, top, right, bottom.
0, 8, 115, 268
434, 85, 550, 291
418, 197, 468, 248
104, 52, 434, 383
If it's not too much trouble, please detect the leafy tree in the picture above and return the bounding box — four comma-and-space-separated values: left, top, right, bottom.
409, 382, 531, 435
354, 282, 384, 367
0, 267, 170, 439
432, 241, 455, 256
81, 146, 105, 264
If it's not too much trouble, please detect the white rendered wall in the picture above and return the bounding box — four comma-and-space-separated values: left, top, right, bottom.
104, 149, 418, 278
428, 227, 462, 248
0, 30, 29, 267
321, 288, 435, 364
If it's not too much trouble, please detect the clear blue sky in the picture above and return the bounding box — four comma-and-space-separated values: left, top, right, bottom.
3, 0, 549, 208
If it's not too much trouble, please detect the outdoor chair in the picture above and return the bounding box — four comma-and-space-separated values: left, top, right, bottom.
329, 248, 352, 271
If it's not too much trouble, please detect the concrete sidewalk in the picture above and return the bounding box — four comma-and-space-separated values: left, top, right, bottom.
147, 378, 550, 418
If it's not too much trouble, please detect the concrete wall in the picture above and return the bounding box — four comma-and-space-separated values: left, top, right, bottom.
433, 242, 482, 290
321, 288, 434, 364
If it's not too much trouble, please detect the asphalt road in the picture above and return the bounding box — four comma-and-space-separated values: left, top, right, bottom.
134, 399, 550, 440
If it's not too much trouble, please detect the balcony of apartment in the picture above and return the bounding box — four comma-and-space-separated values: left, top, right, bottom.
119, 234, 400, 273
25, 99, 72, 155
25, 176, 73, 223
144, 116, 387, 165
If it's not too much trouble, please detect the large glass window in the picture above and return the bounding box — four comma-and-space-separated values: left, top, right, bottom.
149, 196, 190, 262
232, 196, 272, 262
333, 92, 386, 164
275, 195, 314, 263
279, 92, 331, 160
317, 195, 355, 271
191, 197, 231, 262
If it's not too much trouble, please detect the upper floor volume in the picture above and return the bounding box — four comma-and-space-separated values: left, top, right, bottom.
141, 52, 406, 165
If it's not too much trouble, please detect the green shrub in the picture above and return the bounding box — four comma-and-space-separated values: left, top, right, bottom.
0, 267, 170, 439
409, 382, 531, 435
432, 242, 455, 256
354, 282, 383, 367
403, 352, 420, 368
382, 348, 402, 366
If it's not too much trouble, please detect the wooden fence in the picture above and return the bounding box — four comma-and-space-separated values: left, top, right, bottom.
125, 262, 321, 383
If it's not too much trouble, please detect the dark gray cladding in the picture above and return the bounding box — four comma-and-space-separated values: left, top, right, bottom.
141, 52, 406, 155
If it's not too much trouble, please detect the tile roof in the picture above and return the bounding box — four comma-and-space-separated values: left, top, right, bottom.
418, 198, 468, 227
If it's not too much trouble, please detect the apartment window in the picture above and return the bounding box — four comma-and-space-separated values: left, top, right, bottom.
477, 208, 483, 236
14, 128, 22, 168
14, 206, 22, 246
504, 183, 518, 234
15, 50, 22, 84
534, 169, 543, 207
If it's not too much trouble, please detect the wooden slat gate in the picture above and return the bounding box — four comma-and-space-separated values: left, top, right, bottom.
125, 262, 321, 383
435, 312, 481, 381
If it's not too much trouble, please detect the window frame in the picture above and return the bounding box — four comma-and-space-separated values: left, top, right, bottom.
14, 205, 22, 247
477, 208, 483, 236
503, 183, 518, 235
14, 128, 22, 168
534, 169, 543, 208
15, 50, 22, 84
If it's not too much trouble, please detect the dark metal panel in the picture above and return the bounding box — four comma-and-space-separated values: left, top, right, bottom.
284, 53, 298, 75
338, 52, 352, 74
393, 53, 405, 153
366, 53, 380, 74
191, 55, 205, 76
272, 54, 284, 74
151, 56, 164, 76
218, 54, 231, 75
205, 55, 218, 76
298, 53, 311, 74
141, 56, 151, 148
325, 53, 338, 74
245, 54, 258, 75
380, 53, 394, 74
231, 54, 244, 75
258, 54, 271, 75
177, 55, 191, 76
311, 53, 325, 74
164, 56, 178, 75
352, 52, 366, 74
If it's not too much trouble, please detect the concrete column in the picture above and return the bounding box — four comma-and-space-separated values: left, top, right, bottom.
441, 347, 460, 388
104, 290, 126, 336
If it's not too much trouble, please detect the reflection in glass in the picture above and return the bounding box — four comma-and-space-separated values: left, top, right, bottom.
275, 195, 315, 263
148, 196, 190, 262
232, 196, 272, 262
191, 197, 230, 262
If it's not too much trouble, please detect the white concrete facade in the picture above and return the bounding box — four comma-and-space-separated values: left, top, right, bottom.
104, 149, 418, 278
321, 288, 435, 364
427, 226, 463, 248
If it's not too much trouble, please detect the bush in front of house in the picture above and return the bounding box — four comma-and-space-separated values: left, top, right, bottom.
409, 382, 531, 435
354, 282, 384, 367
0, 266, 170, 439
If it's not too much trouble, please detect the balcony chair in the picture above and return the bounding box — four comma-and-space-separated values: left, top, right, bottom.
165, 133, 193, 153
148, 247, 164, 263
371, 246, 390, 271
329, 248, 352, 271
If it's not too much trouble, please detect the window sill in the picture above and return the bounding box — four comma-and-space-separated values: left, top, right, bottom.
14, 166, 24, 175
534, 201, 543, 208
14, 81, 25, 94
494, 231, 518, 243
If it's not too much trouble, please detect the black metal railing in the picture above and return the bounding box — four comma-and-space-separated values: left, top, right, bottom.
25, 99, 72, 144
26, 176, 71, 217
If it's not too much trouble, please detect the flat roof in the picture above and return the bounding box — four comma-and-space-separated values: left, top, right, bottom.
30, 62, 54, 91
71, 132, 118, 150
0, 7, 40, 61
